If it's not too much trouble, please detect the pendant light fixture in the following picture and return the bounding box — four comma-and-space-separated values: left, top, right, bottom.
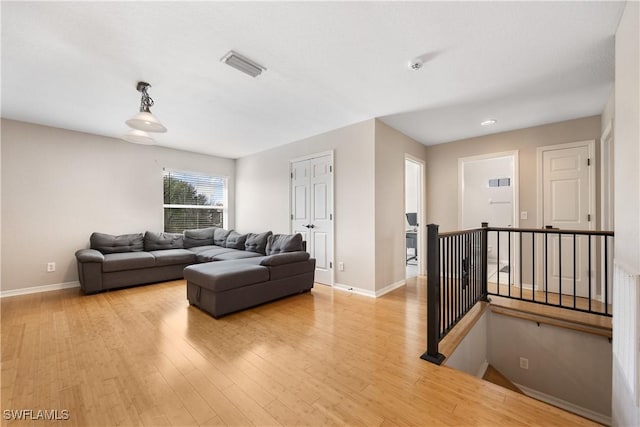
125, 81, 167, 133
123, 128, 155, 145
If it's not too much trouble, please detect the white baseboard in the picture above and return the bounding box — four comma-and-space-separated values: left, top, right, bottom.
333, 283, 376, 298
475, 360, 489, 378
375, 279, 406, 297
0, 281, 80, 298
333, 280, 406, 298
515, 383, 611, 426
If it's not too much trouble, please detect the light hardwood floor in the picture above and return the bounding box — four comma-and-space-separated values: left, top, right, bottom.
1, 278, 598, 426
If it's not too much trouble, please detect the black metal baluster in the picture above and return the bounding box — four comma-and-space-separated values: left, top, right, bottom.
604, 236, 609, 315
496, 230, 500, 295
573, 234, 577, 308
588, 235, 592, 313
532, 232, 535, 303
519, 231, 523, 300
508, 230, 512, 297
559, 232, 562, 307
545, 232, 549, 304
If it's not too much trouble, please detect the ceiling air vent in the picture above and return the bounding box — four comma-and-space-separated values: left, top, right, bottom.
221, 51, 266, 78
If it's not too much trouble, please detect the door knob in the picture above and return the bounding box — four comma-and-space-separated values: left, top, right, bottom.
308, 224, 316, 229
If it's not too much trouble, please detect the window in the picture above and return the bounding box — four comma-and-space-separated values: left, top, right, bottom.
163, 169, 227, 233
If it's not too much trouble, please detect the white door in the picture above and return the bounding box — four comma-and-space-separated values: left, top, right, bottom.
291, 154, 333, 285
541, 143, 593, 297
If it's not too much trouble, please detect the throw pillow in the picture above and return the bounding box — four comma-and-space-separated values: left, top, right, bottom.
90, 232, 144, 254
266, 233, 304, 255
144, 231, 184, 251
213, 228, 232, 246
225, 231, 248, 249
245, 231, 273, 255
183, 227, 216, 248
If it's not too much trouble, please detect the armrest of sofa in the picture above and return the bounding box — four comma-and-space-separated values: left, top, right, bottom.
260, 251, 310, 266
75, 249, 105, 263
75, 249, 104, 294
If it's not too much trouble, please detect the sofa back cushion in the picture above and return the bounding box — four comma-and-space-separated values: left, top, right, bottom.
225, 231, 247, 249
183, 227, 216, 248
213, 228, 232, 246
144, 231, 184, 251
245, 231, 273, 255
266, 233, 304, 255
90, 232, 144, 254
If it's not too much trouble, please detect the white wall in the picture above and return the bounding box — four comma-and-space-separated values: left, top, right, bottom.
1, 119, 235, 293
405, 160, 419, 214
236, 119, 376, 291
612, 2, 640, 426
461, 156, 514, 230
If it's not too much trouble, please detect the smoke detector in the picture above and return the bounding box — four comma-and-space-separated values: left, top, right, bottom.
408, 58, 424, 71
221, 51, 266, 78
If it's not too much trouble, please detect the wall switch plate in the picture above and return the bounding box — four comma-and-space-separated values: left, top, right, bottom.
47, 262, 56, 272
338, 262, 344, 271
519, 357, 529, 370
520, 211, 528, 220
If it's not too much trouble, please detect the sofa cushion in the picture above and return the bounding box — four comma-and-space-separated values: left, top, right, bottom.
149, 249, 197, 267
213, 228, 232, 246
185, 245, 219, 254
260, 251, 310, 266
102, 252, 155, 272
268, 259, 316, 281
245, 231, 273, 255
212, 251, 263, 261
225, 231, 247, 249
183, 227, 216, 248
91, 232, 144, 254
144, 231, 184, 251
266, 233, 304, 255
196, 247, 235, 263
184, 262, 269, 293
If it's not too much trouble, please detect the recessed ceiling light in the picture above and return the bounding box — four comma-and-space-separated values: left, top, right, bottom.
481, 119, 497, 126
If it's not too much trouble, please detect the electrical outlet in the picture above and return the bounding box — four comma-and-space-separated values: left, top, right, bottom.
519, 357, 529, 370
47, 262, 56, 272
520, 211, 528, 220
338, 262, 344, 271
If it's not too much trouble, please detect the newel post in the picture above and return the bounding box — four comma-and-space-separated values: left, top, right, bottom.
421, 224, 445, 365
480, 222, 490, 301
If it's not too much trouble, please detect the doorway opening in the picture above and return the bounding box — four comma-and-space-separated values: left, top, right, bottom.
405, 156, 425, 278
459, 152, 519, 285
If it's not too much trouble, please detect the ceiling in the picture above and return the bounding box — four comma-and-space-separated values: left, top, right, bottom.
1, 1, 625, 159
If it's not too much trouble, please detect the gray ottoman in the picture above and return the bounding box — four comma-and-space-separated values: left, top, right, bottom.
184, 253, 315, 318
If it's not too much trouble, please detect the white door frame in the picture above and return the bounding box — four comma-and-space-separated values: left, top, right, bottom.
405, 154, 426, 276
289, 150, 335, 286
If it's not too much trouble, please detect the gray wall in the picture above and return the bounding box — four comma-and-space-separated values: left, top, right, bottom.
235, 118, 429, 294
236, 119, 377, 291
424, 116, 602, 232
488, 312, 612, 418
374, 120, 428, 291
1, 119, 235, 292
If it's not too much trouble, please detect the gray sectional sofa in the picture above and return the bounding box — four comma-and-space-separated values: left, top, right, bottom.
75, 227, 315, 316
